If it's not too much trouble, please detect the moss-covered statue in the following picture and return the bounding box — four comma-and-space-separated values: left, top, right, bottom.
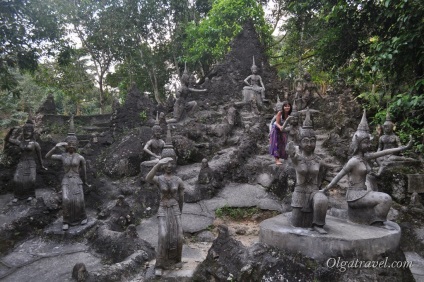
7, 119, 46, 202
45, 116, 89, 231
323, 110, 412, 227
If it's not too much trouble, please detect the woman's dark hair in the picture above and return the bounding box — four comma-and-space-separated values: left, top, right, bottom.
281, 100, 292, 118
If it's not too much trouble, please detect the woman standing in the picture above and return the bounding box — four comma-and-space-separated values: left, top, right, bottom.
269, 100, 292, 165
7, 120, 46, 202
146, 157, 184, 276
45, 117, 88, 231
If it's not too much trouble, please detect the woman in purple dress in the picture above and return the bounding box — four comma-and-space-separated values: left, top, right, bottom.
269, 101, 292, 165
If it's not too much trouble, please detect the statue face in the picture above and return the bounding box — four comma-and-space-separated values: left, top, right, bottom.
153, 129, 162, 139
290, 116, 299, 126
164, 160, 176, 173
23, 128, 33, 139
383, 123, 393, 134
300, 137, 316, 154
360, 137, 371, 152
251, 66, 258, 74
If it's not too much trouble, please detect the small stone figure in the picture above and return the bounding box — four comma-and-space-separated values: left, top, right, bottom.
142, 113, 165, 165
169, 63, 207, 123
45, 116, 89, 231
294, 73, 322, 110
7, 119, 47, 202
285, 100, 301, 146
323, 110, 413, 227
242, 56, 266, 106
376, 110, 418, 175
108, 195, 134, 232
146, 157, 185, 276
287, 109, 329, 234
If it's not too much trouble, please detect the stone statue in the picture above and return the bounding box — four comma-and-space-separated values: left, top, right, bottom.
285, 100, 301, 146
7, 119, 47, 203
376, 110, 418, 175
242, 56, 266, 106
146, 157, 185, 276
287, 109, 329, 234
45, 116, 89, 231
294, 73, 322, 110
169, 63, 206, 123
142, 113, 165, 165
323, 110, 413, 227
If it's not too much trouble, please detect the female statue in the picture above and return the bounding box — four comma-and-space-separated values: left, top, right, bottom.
146, 157, 184, 276
45, 117, 88, 231
243, 56, 266, 103
7, 119, 46, 202
287, 109, 329, 234
323, 110, 412, 227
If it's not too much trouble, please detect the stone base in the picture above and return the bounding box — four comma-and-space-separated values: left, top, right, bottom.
44, 217, 97, 238
259, 213, 401, 260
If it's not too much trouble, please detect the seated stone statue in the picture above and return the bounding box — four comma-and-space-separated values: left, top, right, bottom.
287, 109, 329, 234
142, 115, 165, 166
376, 111, 419, 175
168, 63, 206, 123
294, 73, 322, 110
323, 110, 413, 228
242, 56, 266, 106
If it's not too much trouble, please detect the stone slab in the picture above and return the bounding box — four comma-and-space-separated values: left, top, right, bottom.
407, 174, 424, 193
404, 251, 424, 281
260, 213, 401, 260
44, 217, 97, 238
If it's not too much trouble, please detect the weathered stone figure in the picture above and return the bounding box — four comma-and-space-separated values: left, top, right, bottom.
295, 73, 321, 109
242, 56, 266, 106
169, 63, 206, 123
285, 100, 301, 146
142, 113, 165, 166
376, 110, 418, 175
287, 109, 328, 234
146, 157, 184, 276
323, 110, 413, 227
7, 119, 46, 202
45, 116, 88, 231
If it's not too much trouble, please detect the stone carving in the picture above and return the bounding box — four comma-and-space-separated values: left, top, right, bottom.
324, 110, 413, 227
269, 100, 293, 165
287, 109, 329, 234
146, 157, 185, 276
142, 113, 165, 166
376, 110, 419, 175
294, 73, 322, 110
7, 119, 46, 202
169, 63, 207, 123
285, 100, 301, 146
242, 56, 266, 106
45, 116, 89, 231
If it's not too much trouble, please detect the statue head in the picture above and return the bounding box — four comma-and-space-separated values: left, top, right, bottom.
251, 56, 258, 74
152, 112, 162, 139
289, 100, 299, 125
350, 110, 371, 154
201, 158, 209, 169
299, 108, 316, 154
65, 115, 78, 152
181, 62, 190, 86
22, 120, 35, 140
383, 110, 394, 135
163, 158, 176, 174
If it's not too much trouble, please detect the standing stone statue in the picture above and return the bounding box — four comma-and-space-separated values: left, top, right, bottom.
287, 109, 329, 234
7, 119, 46, 203
169, 63, 206, 123
323, 110, 413, 227
242, 56, 266, 106
146, 157, 184, 276
45, 116, 89, 231
294, 73, 322, 110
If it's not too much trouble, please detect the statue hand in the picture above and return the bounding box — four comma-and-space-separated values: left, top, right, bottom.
405, 135, 413, 149
84, 183, 92, 188
56, 142, 68, 147
158, 157, 173, 165
42, 166, 48, 171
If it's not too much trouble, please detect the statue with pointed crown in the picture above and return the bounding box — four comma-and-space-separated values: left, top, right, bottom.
286, 109, 330, 233
376, 109, 419, 175
7, 112, 47, 203
242, 56, 266, 106
45, 115, 89, 231
169, 63, 207, 123
323, 110, 413, 227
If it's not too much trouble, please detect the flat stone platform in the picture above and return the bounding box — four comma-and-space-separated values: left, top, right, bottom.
259, 213, 401, 260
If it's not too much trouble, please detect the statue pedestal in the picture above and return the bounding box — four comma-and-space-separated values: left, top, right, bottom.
259, 213, 400, 260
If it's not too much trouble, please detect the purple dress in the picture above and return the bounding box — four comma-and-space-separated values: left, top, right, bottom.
269, 115, 288, 159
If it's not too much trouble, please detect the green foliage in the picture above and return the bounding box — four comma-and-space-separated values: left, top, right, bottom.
215, 205, 260, 221
139, 110, 148, 122
183, 0, 272, 73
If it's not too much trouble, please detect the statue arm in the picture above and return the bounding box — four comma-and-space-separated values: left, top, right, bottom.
244, 75, 252, 86
377, 137, 383, 152
188, 87, 207, 92
34, 142, 47, 169
143, 140, 160, 159
7, 136, 20, 146
286, 141, 299, 164
259, 76, 265, 90
145, 162, 161, 184
323, 159, 355, 191
45, 142, 67, 160
367, 136, 413, 159
80, 156, 87, 185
